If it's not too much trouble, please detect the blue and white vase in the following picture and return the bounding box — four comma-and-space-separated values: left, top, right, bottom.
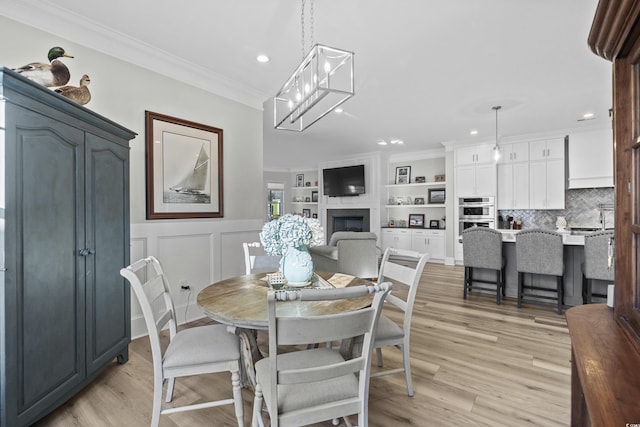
280, 246, 314, 285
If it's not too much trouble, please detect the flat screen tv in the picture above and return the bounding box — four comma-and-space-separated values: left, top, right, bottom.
322, 165, 365, 197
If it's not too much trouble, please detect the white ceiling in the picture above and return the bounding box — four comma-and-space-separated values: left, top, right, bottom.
1, 0, 611, 171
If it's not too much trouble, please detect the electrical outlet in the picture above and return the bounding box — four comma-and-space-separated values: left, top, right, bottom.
179, 279, 190, 291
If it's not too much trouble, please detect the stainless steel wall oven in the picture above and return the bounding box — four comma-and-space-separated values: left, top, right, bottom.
458, 196, 496, 232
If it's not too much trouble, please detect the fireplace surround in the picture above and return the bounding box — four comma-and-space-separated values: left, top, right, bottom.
326, 208, 371, 242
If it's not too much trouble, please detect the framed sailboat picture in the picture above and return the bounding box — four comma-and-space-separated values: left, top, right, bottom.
145, 111, 223, 219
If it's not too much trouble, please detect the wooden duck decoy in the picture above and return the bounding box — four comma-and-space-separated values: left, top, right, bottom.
55, 74, 91, 105
12, 46, 74, 87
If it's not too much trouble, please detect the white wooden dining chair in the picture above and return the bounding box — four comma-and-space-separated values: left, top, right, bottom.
251, 283, 392, 427
371, 247, 430, 396
120, 256, 244, 427
243, 241, 281, 274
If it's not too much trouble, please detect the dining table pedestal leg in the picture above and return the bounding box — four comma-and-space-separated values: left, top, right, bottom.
227, 326, 263, 390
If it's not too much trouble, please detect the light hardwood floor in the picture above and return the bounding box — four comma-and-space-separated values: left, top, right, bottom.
35, 263, 571, 426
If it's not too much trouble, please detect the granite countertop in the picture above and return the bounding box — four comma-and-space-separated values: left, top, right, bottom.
497, 229, 585, 245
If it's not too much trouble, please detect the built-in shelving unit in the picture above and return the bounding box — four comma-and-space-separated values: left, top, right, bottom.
385, 158, 447, 258
290, 171, 319, 217
385, 181, 447, 208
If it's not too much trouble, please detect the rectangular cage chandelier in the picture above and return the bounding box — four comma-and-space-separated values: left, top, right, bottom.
273, 44, 354, 131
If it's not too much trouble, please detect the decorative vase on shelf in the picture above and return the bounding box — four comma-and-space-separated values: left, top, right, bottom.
556, 216, 567, 231
280, 246, 314, 286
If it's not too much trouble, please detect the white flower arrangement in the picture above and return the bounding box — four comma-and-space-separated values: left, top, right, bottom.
260, 214, 325, 256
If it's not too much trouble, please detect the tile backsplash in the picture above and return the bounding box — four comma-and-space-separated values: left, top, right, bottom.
498, 187, 614, 230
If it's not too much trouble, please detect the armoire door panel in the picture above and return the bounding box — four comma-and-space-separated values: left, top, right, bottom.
14, 119, 86, 416
84, 134, 130, 373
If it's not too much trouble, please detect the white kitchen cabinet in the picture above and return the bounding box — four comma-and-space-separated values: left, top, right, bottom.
497, 142, 530, 209
456, 145, 494, 166
382, 228, 412, 251
411, 230, 445, 261
529, 138, 565, 161
455, 145, 496, 197
498, 141, 529, 164
456, 163, 496, 197
568, 129, 614, 188
529, 137, 565, 209
382, 228, 444, 261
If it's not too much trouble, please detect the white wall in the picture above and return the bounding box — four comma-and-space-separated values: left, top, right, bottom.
1, 16, 266, 337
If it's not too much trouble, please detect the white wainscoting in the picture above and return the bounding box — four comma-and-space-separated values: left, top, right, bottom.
129, 219, 266, 338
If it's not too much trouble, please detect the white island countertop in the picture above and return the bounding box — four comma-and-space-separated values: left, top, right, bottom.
498, 229, 585, 246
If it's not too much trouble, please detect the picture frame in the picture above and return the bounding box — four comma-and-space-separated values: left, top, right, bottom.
311, 190, 318, 202
408, 213, 425, 228
296, 174, 304, 187
428, 188, 446, 204
312, 213, 318, 218
429, 219, 440, 229
415, 176, 426, 183
395, 166, 411, 184
302, 208, 311, 218
145, 111, 223, 220
414, 197, 425, 205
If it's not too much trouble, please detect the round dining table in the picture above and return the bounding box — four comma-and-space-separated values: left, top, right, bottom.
197, 271, 374, 388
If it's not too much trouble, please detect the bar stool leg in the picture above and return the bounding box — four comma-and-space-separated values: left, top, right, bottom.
517, 272, 523, 308
495, 269, 501, 305
463, 267, 469, 299
557, 276, 564, 315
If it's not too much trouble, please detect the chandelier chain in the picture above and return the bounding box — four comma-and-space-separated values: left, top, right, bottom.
300, 0, 315, 59
301, 0, 305, 60
310, 0, 314, 48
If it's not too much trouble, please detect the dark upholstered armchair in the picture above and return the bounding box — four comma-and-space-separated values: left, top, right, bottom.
309, 231, 378, 279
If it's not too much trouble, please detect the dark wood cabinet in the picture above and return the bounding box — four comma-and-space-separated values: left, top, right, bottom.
0, 68, 136, 426
566, 2, 640, 425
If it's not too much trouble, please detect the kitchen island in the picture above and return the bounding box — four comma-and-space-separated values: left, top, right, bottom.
466, 229, 609, 307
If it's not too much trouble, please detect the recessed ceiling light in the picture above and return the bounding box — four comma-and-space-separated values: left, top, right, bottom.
334, 107, 343, 113
578, 112, 596, 121
377, 140, 388, 146
470, 129, 478, 135
256, 54, 270, 63
390, 139, 403, 145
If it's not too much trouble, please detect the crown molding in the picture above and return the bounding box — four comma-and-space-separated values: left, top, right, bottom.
0, 0, 267, 110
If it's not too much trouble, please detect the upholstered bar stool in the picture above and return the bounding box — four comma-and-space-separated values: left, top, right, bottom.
516, 229, 565, 314
462, 227, 505, 304
582, 230, 615, 304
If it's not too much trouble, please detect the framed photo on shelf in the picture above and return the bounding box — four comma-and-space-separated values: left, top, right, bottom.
311, 190, 318, 202
302, 208, 311, 218
145, 111, 223, 220
428, 188, 446, 204
414, 197, 425, 205
395, 166, 411, 184
415, 176, 426, 183
408, 213, 425, 228
312, 213, 317, 218
296, 174, 304, 187
430, 220, 440, 229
